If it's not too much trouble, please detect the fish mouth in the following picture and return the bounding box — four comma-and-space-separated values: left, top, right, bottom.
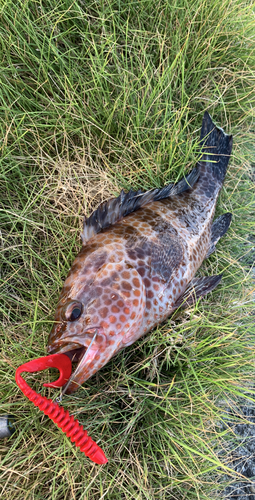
47, 343, 87, 362
61, 346, 87, 363
47, 328, 108, 395
47, 326, 103, 357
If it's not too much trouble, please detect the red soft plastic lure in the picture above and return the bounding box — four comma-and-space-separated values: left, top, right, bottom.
15, 354, 107, 465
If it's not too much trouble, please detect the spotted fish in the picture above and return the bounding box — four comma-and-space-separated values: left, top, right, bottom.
48, 112, 233, 394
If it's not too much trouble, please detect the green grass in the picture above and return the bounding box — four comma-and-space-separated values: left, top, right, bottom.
0, 0, 255, 498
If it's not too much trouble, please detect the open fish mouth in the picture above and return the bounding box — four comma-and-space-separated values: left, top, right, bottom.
48, 328, 107, 395
47, 326, 103, 357
61, 329, 100, 395
63, 346, 87, 363
47, 342, 87, 362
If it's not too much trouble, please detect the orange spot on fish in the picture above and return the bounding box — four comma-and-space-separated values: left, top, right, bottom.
124, 307, 130, 315
133, 277, 140, 288
111, 305, 119, 313
125, 323, 130, 329
100, 320, 109, 329
123, 281, 132, 291
133, 299, 139, 307
109, 315, 116, 323
131, 311, 136, 319
122, 291, 130, 298
120, 315, 126, 323
99, 307, 108, 318
134, 289, 140, 297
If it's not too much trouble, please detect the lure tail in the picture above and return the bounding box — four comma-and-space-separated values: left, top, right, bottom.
15, 355, 107, 465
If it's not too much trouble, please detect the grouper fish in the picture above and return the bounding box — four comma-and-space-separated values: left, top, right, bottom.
48, 112, 233, 394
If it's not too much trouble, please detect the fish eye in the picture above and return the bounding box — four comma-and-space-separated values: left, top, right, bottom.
70, 306, 82, 321
63, 301, 83, 322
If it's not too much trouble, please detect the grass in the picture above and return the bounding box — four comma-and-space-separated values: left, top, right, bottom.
0, 0, 255, 498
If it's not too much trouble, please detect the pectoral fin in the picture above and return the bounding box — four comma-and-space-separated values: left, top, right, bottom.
174, 275, 222, 309
206, 213, 232, 258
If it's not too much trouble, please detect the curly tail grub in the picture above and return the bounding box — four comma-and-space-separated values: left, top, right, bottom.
15, 354, 107, 465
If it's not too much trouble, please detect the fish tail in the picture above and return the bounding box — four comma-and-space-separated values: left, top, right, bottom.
199, 111, 233, 184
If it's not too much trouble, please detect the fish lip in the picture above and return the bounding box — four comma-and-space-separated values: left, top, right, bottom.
47, 326, 104, 355
47, 342, 82, 355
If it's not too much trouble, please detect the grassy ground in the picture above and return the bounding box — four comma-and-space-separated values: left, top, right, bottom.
0, 0, 255, 498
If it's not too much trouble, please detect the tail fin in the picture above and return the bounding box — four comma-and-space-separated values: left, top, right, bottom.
199, 112, 233, 183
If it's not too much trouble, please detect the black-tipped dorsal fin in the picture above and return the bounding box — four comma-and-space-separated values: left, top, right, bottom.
81, 167, 199, 245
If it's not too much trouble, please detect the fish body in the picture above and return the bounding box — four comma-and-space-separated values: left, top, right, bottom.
48, 112, 233, 394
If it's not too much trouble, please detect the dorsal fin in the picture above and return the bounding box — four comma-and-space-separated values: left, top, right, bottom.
81, 167, 199, 245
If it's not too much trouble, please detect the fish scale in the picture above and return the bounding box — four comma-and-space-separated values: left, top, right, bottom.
48, 112, 233, 394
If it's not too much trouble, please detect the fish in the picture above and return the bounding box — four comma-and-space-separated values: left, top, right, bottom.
47, 111, 233, 394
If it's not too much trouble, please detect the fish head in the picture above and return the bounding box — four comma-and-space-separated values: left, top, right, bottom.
47, 258, 146, 393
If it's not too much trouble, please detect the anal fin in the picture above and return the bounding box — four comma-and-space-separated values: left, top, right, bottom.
174, 275, 222, 309
206, 213, 232, 258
